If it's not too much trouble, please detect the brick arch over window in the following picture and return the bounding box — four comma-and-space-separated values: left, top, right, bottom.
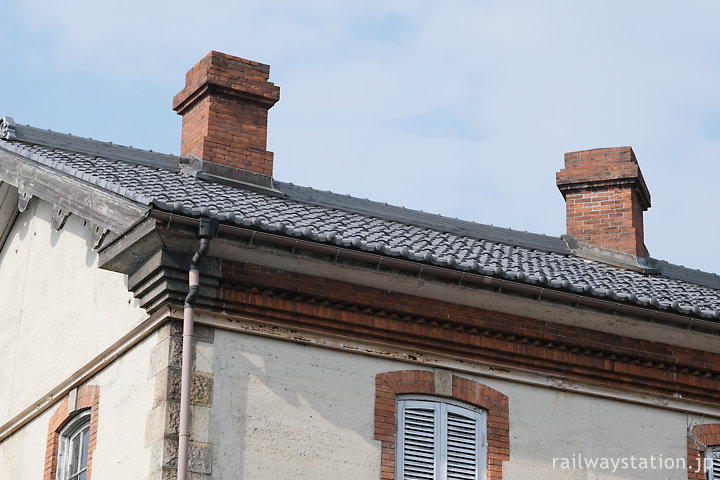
44, 385, 100, 480
688, 424, 720, 480
375, 370, 509, 479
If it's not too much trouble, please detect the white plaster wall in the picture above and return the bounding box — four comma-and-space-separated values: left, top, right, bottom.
0, 407, 51, 479
0, 333, 156, 479
89, 333, 156, 479
211, 330, 401, 479
211, 330, 718, 480
0, 199, 145, 426
478, 376, 707, 480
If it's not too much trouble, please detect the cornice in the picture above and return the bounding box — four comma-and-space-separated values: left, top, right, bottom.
211, 272, 720, 404
106, 225, 720, 405
98, 217, 720, 406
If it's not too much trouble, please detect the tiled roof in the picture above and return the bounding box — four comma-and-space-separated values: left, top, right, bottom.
1, 120, 719, 319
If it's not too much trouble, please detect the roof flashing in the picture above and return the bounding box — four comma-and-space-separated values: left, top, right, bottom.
562, 234, 659, 274
179, 155, 286, 198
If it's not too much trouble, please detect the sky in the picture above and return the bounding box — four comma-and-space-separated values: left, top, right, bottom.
1, 1, 718, 273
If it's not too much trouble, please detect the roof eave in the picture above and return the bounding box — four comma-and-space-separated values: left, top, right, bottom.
0, 147, 148, 242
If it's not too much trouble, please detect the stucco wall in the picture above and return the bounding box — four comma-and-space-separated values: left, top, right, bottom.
0, 407, 50, 479
88, 333, 156, 479
211, 329, 717, 480
211, 329, 393, 479
0, 199, 145, 426
0, 333, 156, 479
484, 378, 701, 479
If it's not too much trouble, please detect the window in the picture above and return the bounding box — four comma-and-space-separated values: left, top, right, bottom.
707, 448, 720, 480
44, 385, 99, 480
56, 411, 91, 480
375, 370, 508, 480
397, 397, 487, 480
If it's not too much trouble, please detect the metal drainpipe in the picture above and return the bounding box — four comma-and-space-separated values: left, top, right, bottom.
178, 216, 218, 480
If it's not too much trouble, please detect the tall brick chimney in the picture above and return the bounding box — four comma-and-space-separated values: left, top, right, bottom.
172, 51, 280, 179
556, 147, 651, 258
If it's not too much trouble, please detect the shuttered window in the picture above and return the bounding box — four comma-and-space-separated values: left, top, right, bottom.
707, 448, 720, 480
397, 399, 486, 480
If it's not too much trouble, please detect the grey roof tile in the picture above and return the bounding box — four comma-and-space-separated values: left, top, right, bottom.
1, 127, 720, 319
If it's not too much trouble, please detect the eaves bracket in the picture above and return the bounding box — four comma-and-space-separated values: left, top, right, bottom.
51, 204, 71, 231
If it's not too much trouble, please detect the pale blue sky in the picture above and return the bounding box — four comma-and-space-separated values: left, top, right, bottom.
1, 1, 719, 273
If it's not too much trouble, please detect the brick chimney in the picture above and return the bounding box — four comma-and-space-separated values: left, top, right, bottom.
556, 147, 651, 258
172, 51, 280, 178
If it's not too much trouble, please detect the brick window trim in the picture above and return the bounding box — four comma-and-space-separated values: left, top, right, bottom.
375, 370, 509, 479
44, 385, 100, 480
688, 424, 720, 480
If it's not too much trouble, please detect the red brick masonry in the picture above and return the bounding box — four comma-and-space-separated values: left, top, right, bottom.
556, 146, 651, 257
44, 385, 99, 480
218, 262, 720, 405
375, 370, 509, 479
173, 51, 280, 175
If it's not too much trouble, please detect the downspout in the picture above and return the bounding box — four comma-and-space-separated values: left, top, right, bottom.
178, 216, 218, 480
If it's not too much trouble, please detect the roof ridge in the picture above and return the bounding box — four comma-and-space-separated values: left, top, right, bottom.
2, 119, 718, 296
648, 258, 720, 290
274, 183, 720, 288
2, 138, 718, 316
274, 180, 572, 254
2, 118, 181, 173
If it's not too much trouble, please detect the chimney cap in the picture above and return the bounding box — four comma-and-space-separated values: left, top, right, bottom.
172, 51, 280, 115
556, 146, 651, 210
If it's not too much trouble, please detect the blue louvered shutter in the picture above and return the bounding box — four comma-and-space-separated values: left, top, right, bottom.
398, 399, 486, 480
398, 401, 438, 479
443, 404, 484, 480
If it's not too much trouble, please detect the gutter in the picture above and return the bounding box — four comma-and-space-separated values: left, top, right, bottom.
177, 217, 218, 480
148, 211, 720, 335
